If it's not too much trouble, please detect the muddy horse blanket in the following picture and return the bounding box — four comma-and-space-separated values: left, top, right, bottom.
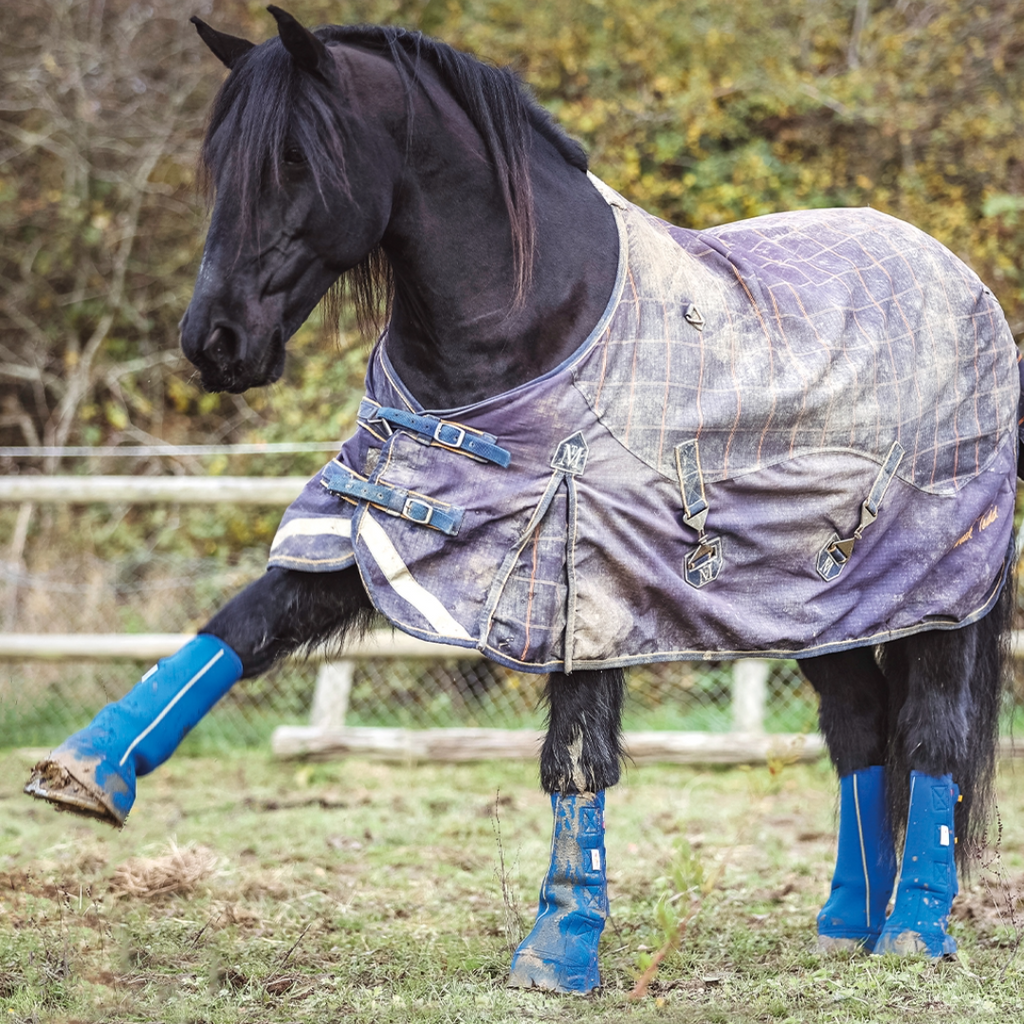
269, 178, 1019, 672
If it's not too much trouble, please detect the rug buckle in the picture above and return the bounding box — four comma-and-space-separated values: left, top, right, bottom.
817, 442, 903, 583
403, 497, 433, 526
685, 536, 723, 588
434, 422, 466, 448
675, 439, 724, 589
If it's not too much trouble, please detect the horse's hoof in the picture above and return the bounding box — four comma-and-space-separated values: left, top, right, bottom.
507, 949, 600, 995
873, 928, 957, 959
23, 753, 126, 828
816, 934, 874, 954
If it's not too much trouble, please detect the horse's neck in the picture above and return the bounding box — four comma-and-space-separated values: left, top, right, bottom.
379, 85, 620, 409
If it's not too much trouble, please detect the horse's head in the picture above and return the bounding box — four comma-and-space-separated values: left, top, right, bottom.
180, 7, 399, 393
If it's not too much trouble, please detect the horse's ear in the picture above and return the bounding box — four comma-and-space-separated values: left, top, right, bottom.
190, 16, 255, 70
267, 6, 330, 78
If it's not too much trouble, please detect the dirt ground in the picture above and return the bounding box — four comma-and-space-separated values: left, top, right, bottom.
1, 749, 1023, 1023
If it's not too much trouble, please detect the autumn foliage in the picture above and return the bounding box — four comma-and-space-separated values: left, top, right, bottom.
2, 0, 1022, 464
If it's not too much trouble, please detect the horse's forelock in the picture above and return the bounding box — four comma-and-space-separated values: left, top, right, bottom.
199, 39, 349, 223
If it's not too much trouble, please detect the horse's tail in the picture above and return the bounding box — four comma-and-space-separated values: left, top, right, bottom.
953, 566, 1014, 870
881, 566, 1014, 873
913, 351, 1019, 867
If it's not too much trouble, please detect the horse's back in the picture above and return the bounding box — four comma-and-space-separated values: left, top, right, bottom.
575, 198, 1018, 496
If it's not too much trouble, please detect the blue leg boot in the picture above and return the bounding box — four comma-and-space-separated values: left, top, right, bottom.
817, 766, 897, 952
874, 771, 960, 957
24, 635, 242, 827
508, 791, 608, 994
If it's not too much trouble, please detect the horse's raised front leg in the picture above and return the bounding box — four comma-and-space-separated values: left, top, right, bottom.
800, 647, 897, 953
24, 567, 372, 826
508, 667, 625, 995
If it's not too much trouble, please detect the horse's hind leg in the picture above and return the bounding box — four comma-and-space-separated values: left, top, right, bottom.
800, 648, 897, 951
24, 566, 373, 826
508, 667, 625, 994
873, 592, 1007, 957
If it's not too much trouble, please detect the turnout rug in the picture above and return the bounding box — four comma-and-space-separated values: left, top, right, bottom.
269, 177, 1019, 672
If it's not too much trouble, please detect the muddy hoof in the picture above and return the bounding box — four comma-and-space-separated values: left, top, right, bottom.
24, 757, 124, 828
508, 943, 602, 995
507, 954, 599, 995
874, 928, 957, 959
816, 934, 872, 954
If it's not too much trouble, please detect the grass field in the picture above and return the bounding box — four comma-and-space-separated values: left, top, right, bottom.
1, 749, 1023, 1023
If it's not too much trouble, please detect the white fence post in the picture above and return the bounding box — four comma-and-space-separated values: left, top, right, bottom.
309, 661, 355, 731
731, 659, 770, 733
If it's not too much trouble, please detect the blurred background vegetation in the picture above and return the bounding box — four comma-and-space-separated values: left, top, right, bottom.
1, 0, 1022, 744
2, 0, 1022, 561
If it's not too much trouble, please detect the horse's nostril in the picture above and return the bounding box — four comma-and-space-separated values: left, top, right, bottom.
203, 324, 238, 364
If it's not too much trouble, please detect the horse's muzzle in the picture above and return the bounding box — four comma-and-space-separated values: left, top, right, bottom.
182, 322, 285, 394
203, 324, 237, 366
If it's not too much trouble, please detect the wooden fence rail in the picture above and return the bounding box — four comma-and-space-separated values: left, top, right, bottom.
0, 630, 469, 663
0, 630, 806, 764
2, 476, 308, 505
2, 477, 1018, 764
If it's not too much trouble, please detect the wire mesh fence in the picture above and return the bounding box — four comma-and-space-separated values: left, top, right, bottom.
0, 551, 823, 749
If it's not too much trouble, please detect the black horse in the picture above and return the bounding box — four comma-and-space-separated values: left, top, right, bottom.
27, 8, 1021, 993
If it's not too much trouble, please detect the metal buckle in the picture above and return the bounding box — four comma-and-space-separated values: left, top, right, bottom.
684, 536, 723, 589
361, 415, 392, 437
826, 536, 857, 562
403, 498, 433, 525
357, 402, 392, 436
825, 503, 877, 563
434, 421, 466, 448
817, 532, 848, 581
684, 303, 705, 332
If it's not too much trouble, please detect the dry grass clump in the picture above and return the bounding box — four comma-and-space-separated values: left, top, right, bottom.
109, 841, 219, 899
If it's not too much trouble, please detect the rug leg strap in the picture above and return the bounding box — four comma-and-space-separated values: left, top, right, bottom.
23, 634, 243, 827
817, 765, 897, 952
508, 790, 608, 994
874, 771, 960, 957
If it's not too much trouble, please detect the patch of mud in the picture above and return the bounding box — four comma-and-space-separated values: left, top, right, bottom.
952, 872, 1024, 936
2, 870, 109, 935
243, 793, 350, 812
2, 869, 103, 908
0, 970, 25, 998
86, 970, 150, 990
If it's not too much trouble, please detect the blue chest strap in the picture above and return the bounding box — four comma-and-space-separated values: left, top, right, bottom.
358, 400, 512, 468
320, 460, 464, 536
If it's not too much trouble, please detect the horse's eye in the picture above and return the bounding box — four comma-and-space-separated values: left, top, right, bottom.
282, 146, 305, 166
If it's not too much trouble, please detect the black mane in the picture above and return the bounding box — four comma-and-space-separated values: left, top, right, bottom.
322, 25, 587, 171
199, 24, 588, 335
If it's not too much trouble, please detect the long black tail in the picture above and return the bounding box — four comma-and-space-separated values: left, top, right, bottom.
880, 569, 1014, 871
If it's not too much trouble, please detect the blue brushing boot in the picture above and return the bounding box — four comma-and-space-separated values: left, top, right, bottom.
874, 771, 960, 957
817, 765, 897, 952
508, 790, 608, 994
24, 634, 242, 827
